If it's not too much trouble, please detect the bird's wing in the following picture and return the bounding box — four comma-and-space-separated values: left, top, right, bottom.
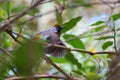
34, 31, 50, 40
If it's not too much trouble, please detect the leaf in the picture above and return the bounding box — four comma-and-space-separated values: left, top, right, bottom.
71, 0, 91, 7
0, 61, 8, 79
91, 21, 104, 26
13, 40, 44, 76
5, 0, 10, 17
3, 39, 12, 48
65, 52, 83, 70
86, 72, 102, 80
63, 34, 85, 49
50, 57, 68, 63
0, 0, 14, 17
2, 32, 12, 48
0, 50, 11, 80
94, 26, 105, 32
61, 16, 82, 33
0, 8, 7, 18
102, 41, 113, 50
28, 7, 39, 16
72, 70, 83, 75
55, 8, 62, 25
11, 5, 26, 13
0, 17, 4, 22
112, 13, 120, 21
96, 36, 114, 40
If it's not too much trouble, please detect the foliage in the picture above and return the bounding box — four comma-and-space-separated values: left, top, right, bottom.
0, 0, 120, 80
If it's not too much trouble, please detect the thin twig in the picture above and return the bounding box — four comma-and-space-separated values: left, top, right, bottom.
112, 20, 118, 53
0, 0, 120, 34
0, 1, 120, 32
30, 0, 35, 5
110, 5, 118, 53
12, 31, 115, 55
0, 0, 43, 32
43, 55, 73, 80
0, 0, 44, 43
6, 74, 80, 80
100, 0, 113, 9
6, 31, 22, 44
52, 44, 115, 55
68, 1, 120, 8
0, 47, 13, 58
106, 65, 120, 80
24, 1, 120, 23
100, 0, 118, 53
99, 1, 119, 80
0, 47, 18, 76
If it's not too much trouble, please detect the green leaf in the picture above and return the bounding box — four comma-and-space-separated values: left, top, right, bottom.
13, 40, 44, 76
86, 72, 102, 80
0, 61, 8, 79
91, 21, 104, 26
55, 8, 62, 25
0, 51, 11, 80
96, 36, 114, 40
112, 13, 120, 21
0, 0, 14, 17
2, 32, 12, 48
94, 26, 105, 32
3, 39, 12, 48
71, 0, 91, 7
0, 17, 4, 22
5, 0, 10, 17
65, 52, 83, 70
61, 16, 82, 33
72, 70, 83, 75
50, 57, 68, 63
0, 8, 7, 18
28, 7, 39, 16
63, 34, 85, 49
102, 41, 113, 50
11, 5, 26, 13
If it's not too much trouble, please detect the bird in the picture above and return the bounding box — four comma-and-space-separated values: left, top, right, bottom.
34, 24, 66, 57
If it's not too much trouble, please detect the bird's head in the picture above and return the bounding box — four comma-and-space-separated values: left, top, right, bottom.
50, 24, 64, 33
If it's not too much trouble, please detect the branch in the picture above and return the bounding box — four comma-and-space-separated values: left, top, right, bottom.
24, 1, 120, 22
0, 0, 43, 32
100, 0, 118, 53
52, 44, 115, 55
0, 0, 44, 43
0, 47, 19, 76
13, 32, 116, 55
6, 31, 22, 44
43, 55, 73, 80
0, 47, 13, 58
112, 20, 118, 53
68, 1, 120, 8
6, 74, 67, 80
1, 0, 120, 44
1, 0, 120, 35
13, 31, 116, 55
6, 74, 80, 80
106, 63, 120, 80
100, 0, 113, 9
